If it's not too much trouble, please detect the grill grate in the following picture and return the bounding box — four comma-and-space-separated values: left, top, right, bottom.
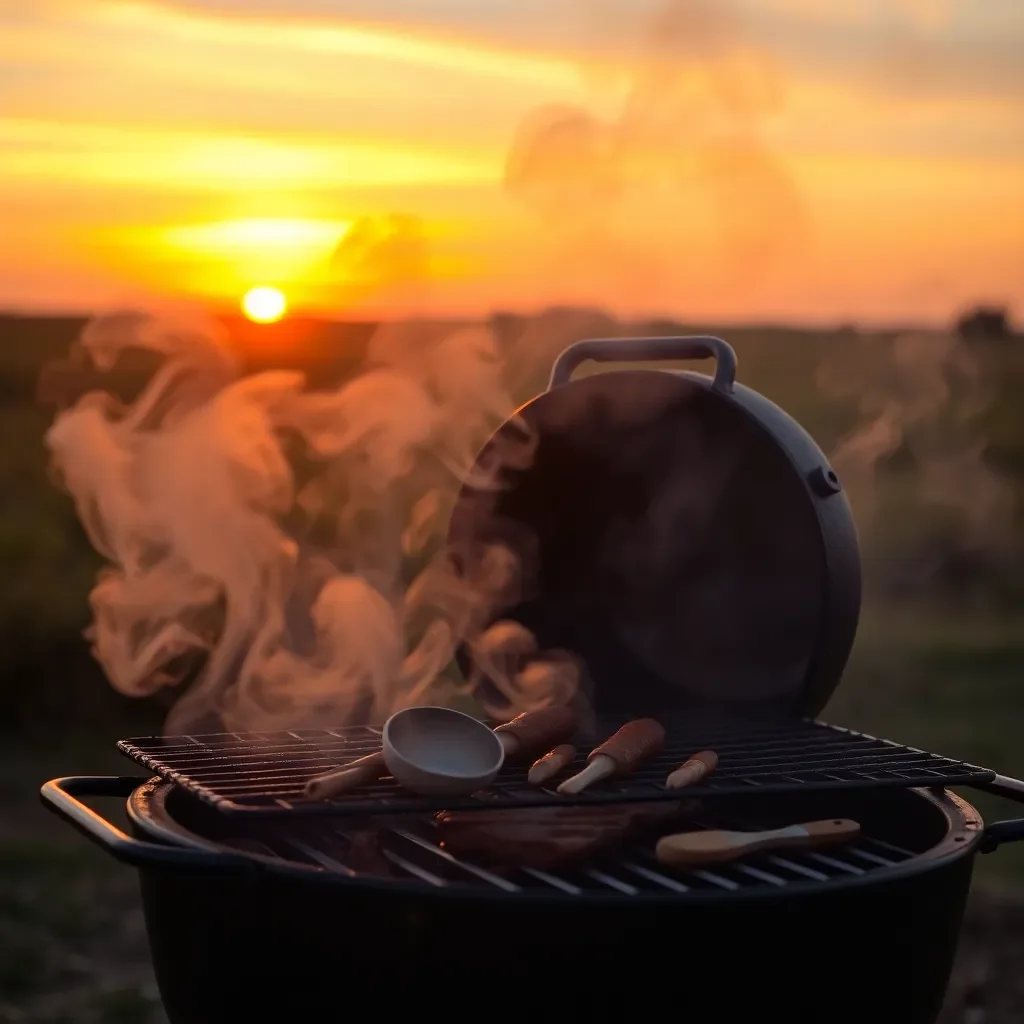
118, 715, 996, 818
218, 807, 920, 896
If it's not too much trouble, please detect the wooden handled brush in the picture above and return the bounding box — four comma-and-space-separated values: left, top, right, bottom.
655, 819, 861, 867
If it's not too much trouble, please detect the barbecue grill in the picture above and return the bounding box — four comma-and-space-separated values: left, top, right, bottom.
43, 336, 1024, 1024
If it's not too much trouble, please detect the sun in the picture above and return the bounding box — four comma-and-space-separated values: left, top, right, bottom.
241, 285, 288, 323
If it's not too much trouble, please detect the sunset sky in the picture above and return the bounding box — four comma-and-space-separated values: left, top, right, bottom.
1, 0, 1021, 325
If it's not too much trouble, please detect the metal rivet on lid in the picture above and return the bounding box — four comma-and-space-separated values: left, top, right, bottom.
808, 465, 843, 497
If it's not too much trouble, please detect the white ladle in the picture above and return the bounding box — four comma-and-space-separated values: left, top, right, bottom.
305, 704, 578, 800
381, 705, 506, 797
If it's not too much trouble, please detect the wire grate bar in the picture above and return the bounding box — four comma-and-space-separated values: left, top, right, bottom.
584, 870, 639, 895
389, 829, 520, 892
734, 864, 788, 886
690, 869, 741, 891
520, 868, 582, 894
806, 852, 865, 875
847, 847, 898, 868
379, 849, 446, 886
764, 856, 828, 881
621, 862, 692, 892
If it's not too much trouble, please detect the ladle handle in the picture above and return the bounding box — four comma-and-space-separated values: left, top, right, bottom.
547, 336, 737, 394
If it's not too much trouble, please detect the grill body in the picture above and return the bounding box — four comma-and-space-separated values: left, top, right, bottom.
140, 854, 972, 1024
126, 780, 978, 1024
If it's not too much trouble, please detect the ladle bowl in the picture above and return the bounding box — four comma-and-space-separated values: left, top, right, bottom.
382, 706, 506, 796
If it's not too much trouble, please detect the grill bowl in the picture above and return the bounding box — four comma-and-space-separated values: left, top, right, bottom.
108, 778, 980, 1024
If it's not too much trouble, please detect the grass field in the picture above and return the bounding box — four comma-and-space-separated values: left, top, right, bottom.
2, 311, 1023, 1021
833, 607, 1024, 885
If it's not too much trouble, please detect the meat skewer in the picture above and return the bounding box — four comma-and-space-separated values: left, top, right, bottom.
305, 705, 578, 799
493, 705, 577, 760
655, 819, 861, 868
527, 744, 577, 786
665, 750, 718, 789
557, 718, 666, 795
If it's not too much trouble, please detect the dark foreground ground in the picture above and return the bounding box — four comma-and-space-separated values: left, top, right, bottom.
0, 737, 163, 1024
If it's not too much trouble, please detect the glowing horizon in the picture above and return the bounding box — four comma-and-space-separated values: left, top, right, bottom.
0, 0, 1021, 326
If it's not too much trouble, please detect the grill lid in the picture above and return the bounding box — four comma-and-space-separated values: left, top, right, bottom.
446, 336, 861, 719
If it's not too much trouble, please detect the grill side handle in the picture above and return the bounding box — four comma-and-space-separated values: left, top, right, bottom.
547, 336, 737, 394
40, 777, 259, 874
974, 775, 1024, 853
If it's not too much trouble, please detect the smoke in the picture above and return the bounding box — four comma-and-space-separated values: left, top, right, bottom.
504, 0, 809, 294
41, 1, 1006, 738
816, 329, 1017, 594
43, 309, 580, 734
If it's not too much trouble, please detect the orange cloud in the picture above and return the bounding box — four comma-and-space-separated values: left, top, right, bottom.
0, 0, 1020, 322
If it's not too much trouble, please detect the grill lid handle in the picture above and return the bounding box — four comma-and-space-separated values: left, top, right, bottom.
547, 336, 737, 394
974, 774, 1024, 853
40, 776, 259, 874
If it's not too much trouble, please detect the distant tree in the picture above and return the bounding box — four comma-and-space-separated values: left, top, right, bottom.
956, 305, 1013, 342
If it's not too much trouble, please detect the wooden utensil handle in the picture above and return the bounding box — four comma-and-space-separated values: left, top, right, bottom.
556, 753, 616, 794
305, 751, 386, 798
655, 819, 861, 867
